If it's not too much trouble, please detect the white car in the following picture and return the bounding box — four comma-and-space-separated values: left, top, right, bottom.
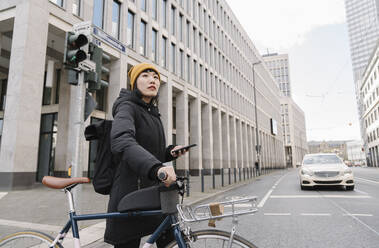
299, 153, 354, 190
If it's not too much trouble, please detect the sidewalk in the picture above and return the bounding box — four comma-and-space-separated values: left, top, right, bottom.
0, 172, 268, 247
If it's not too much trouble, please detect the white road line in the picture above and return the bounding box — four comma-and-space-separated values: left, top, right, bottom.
224, 204, 252, 208
355, 177, 379, 185
257, 173, 287, 208
343, 214, 373, 217
0, 192, 8, 200
301, 213, 331, 216
0, 219, 62, 232
354, 189, 369, 195
270, 195, 371, 199
264, 213, 291, 216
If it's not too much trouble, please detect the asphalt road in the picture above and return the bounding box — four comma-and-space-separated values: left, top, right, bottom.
190, 167, 379, 248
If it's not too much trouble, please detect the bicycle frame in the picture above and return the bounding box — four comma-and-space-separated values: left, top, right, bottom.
49, 188, 187, 248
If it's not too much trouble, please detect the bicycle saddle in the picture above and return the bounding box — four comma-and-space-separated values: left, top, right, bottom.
42, 176, 90, 189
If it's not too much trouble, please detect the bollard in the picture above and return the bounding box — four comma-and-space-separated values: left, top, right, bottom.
234, 168, 237, 183
228, 168, 231, 185
201, 169, 204, 193
186, 170, 190, 197
221, 168, 224, 187
212, 169, 215, 189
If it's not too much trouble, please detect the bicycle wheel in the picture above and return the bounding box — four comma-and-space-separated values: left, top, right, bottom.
166, 229, 258, 248
0, 230, 63, 248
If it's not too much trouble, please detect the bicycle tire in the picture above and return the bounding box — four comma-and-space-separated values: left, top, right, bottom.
166, 229, 258, 248
0, 230, 63, 248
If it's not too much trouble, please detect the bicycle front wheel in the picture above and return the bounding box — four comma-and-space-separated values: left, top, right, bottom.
166, 229, 258, 248
0, 230, 63, 248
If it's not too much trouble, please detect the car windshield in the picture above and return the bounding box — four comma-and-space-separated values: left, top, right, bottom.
303, 155, 342, 165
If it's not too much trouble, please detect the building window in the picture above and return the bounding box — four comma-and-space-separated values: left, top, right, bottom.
187, 55, 191, 83
162, 36, 167, 68
152, 29, 158, 63
73, 0, 81, 15
93, 0, 104, 29
180, 49, 184, 78
171, 43, 176, 73
186, 20, 190, 48
179, 14, 183, 41
50, 0, 63, 7
112, 1, 121, 39
127, 11, 135, 48
141, 0, 146, 12
152, 0, 158, 20
162, 0, 167, 28
0, 79, 7, 111
194, 60, 197, 87
140, 21, 147, 56
171, 5, 176, 35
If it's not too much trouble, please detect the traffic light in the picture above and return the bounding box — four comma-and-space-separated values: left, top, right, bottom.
64, 31, 88, 69
87, 43, 110, 91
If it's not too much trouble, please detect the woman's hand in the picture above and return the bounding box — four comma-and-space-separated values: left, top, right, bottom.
157, 166, 177, 187
170, 145, 188, 158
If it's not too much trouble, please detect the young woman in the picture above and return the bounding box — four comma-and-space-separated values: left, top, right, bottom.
104, 63, 186, 247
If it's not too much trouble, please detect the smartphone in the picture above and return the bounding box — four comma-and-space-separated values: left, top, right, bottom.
172, 144, 197, 154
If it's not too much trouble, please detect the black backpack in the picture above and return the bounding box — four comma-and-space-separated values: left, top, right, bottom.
84, 120, 118, 195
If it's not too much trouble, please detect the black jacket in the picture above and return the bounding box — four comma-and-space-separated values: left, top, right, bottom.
104, 89, 175, 244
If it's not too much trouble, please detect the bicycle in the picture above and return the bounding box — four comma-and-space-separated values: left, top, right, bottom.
0, 175, 259, 248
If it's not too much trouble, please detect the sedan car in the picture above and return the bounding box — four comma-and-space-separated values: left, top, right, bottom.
299, 153, 354, 190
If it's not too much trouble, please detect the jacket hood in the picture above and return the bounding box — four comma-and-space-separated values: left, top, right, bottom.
112, 89, 160, 117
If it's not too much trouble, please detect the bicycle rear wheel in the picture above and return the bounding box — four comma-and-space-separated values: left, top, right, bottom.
166, 229, 258, 248
0, 230, 63, 248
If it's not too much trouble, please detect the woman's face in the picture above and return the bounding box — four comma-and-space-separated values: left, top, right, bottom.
136, 70, 160, 103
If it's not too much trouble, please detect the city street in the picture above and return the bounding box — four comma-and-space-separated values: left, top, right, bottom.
188, 167, 379, 248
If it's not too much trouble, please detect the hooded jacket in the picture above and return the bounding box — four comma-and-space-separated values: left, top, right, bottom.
104, 89, 175, 245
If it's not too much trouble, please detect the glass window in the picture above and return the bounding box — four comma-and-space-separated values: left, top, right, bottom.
186, 21, 190, 48
141, 0, 146, 11
187, 55, 191, 83
0, 79, 7, 111
162, 36, 167, 68
112, 1, 121, 39
93, 0, 104, 29
162, 0, 167, 28
50, 0, 63, 7
73, 0, 81, 15
171, 43, 176, 73
171, 5, 176, 35
127, 11, 135, 48
42, 72, 51, 106
179, 14, 183, 41
152, 29, 158, 63
194, 60, 197, 87
152, 0, 158, 20
140, 21, 147, 56
180, 49, 184, 78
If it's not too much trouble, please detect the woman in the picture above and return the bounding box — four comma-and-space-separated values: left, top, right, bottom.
105, 63, 185, 247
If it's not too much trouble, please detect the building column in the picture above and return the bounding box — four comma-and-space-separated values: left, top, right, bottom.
175, 89, 189, 175
212, 107, 222, 173
230, 115, 237, 181
107, 56, 128, 117
221, 111, 230, 182
189, 96, 202, 175
159, 80, 173, 145
201, 102, 213, 173
0, 0, 49, 189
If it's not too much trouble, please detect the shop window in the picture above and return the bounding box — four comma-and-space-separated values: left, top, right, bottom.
0, 79, 7, 111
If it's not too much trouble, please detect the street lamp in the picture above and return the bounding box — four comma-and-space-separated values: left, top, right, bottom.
253, 61, 262, 175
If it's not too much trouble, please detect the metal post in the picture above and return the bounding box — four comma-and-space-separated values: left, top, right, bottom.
221, 168, 224, 187
228, 168, 231, 185
212, 168, 215, 189
68, 71, 86, 214
186, 170, 190, 197
201, 169, 204, 192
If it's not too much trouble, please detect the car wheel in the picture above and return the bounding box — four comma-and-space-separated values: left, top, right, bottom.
301, 185, 307, 190
346, 185, 355, 191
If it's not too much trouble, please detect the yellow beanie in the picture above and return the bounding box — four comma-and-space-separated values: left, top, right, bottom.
128, 63, 161, 90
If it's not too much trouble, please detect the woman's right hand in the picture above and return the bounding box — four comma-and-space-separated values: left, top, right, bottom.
157, 166, 177, 187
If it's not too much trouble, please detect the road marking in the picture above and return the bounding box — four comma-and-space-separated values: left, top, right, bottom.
257, 173, 287, 208
355, 177, 379, 185
264, 213, 291, 216
0, 219, 61, 232
354, 189, 369, 195
270, 195, 371, 199
0, 192, 7, 200
343, 214, 373, 217
301, 213, 331, 216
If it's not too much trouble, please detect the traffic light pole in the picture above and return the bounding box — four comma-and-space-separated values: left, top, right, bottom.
68, 70, 86, 212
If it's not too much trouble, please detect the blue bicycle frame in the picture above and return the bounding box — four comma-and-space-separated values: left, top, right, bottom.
49, 188, 186, 248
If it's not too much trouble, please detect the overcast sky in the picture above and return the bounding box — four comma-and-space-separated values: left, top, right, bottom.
225, 0, 361, 142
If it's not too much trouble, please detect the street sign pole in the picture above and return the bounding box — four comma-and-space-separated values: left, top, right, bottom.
68, 71, 86, 213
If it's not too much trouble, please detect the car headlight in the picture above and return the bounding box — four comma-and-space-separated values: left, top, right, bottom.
301, 169, 313, 176
344, 169, 353, 175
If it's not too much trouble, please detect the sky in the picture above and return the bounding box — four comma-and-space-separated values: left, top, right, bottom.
225, 0, 362, 142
